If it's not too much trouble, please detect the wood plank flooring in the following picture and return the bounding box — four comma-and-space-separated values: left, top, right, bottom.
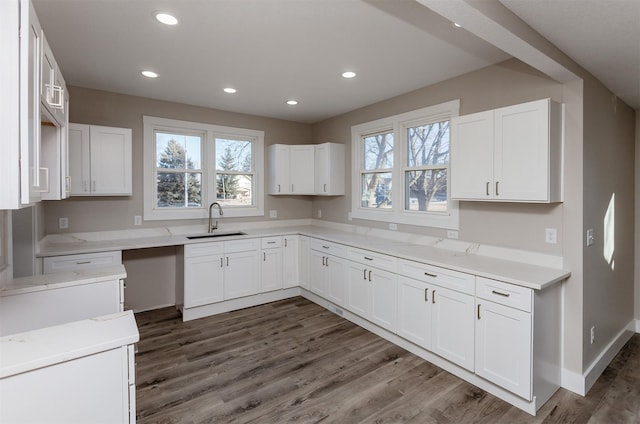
134, 297, 640, 424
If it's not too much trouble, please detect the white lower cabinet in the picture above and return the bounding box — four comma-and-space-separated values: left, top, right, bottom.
184, 244, 224, 308
183, 239, 260, 309
43, 250, 122, 274
261, 237, 283, 293
396, 276, 432, 350
309, 240, 348, 305
396, 260, 475, 371
431, 285, 475, 371
282, 235, 300, 289
346, 260, 397, 332
475, 276, 534, 400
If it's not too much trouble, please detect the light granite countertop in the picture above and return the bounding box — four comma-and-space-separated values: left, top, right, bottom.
0, 265, 127, 297
0, 310, 139, 379
37, 222, 570, 290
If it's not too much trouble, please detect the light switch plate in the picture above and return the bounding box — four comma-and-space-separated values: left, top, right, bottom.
59, 217, 68, 229
545, 228, 557, 244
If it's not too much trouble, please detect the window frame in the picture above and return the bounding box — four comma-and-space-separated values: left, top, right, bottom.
143, 116, 264, 221
351, 100, 460, 229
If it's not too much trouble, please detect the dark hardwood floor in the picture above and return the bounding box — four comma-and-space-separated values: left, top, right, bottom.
134, 297, 640, 424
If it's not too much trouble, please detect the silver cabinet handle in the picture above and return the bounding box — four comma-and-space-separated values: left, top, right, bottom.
496, 181, 500, 196
363, 269, 367, 280
75, 260, 91, 265
325, 256, 329, 267
322, 256, 326, 266
284, 238, 288, 247
477, 304, 481, 319
226, 257, 229, 266
424, 272, 437, 278
432, 289, 436, 304
368, 270, 372, 282
263, 252, 266, 261
424, 288, 428, 302
278, 184, 281, 193
491, 290, 510, 297
364, 257, 373, 261
324, 183, 327, 192
220, 257, 223, 268
267, 241, 276, 244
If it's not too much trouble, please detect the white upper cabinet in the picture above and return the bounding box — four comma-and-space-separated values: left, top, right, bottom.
451, 98, 562, 203
268, 143, 345, 196
1, 0, 69, 208
69, 123, 133, 196
315, 142, 345, 196
268, 144, 315, 195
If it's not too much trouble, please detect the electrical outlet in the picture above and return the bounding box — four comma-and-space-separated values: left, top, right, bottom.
590, 326, 596, 344
586, 229, 594, 246
447, 230, 459, 239
59, 217, 68, 229
545, 228, 557, 244
269, 210, 277, 218
134, 215, 142, 226
389, 223, 398, 230
317, 210, 322, 218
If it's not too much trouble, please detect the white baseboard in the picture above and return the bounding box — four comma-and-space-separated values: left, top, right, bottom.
561, 319, 635, 396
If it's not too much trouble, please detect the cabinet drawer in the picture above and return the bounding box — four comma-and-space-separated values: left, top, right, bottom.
43, 251, 122, 274
261, 236, 282, 249
224, 238, 259, 254
310, 238, 347, 257
476, 277, 532, 312
185, 242, 223, 258
347, 247, 397, 272
398, 259, 475, 295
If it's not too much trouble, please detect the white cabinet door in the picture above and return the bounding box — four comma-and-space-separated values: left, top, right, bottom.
89, 125, 132, 195
261, 247, 283, 293
224, 250, 260, 300
268, 144, 290, 194
299, 236, 310, 289
22, 1, 44, 205
184, 254, 224, 308
476, 300, 532, 400
326, 254, 347, 307
396, 276, 431, 350
347, 261, 369, 317
282, 236, 299, 289
369, 267, 397, 332
68, 124, 132, 196
309, 249, 327, 296
68, 123, 91, 194
431, 285, 475, 371
450, 110, 494, 200
290, 145, 315, 194
315, 142, 345, 195
494, 99, 551, 201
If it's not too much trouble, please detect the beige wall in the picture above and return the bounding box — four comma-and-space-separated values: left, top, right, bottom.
311, 59, 565, 254
43, 87, 315, 234
581, 77, 636, 368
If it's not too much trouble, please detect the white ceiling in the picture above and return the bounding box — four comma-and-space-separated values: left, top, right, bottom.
32, 0, 639, 124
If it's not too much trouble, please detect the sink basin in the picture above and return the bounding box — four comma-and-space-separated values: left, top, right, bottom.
186, 231, 247, 240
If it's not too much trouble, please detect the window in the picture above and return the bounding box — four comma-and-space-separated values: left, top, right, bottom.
351, 100, 459, 229
144, 116, 264, 221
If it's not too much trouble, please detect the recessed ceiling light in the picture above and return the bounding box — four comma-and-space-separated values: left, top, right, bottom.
223, 87, 237, 94
452, 22, 462, 28
155, 12, 179, 26
141, 70, 158, 78
341, 71, 357, 79
286, 100, 299, 106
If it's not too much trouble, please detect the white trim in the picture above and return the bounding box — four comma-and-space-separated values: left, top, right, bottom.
560, 319, 636, 396
636, 319, 640, 333
143, 116, 264, 221
351, 100, 460, 230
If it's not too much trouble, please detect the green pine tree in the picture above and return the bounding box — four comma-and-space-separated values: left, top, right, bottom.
216, 146, 239, 199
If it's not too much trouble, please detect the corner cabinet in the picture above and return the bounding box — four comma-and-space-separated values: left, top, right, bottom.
69, 124, 133, 196
268, 142, 344, 196
451, 98, 562, 203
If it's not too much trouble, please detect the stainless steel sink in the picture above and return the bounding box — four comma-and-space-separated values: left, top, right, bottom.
186, 231, 247, 240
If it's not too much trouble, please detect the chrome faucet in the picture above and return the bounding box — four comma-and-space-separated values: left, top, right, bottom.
208, 202, 223, 232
